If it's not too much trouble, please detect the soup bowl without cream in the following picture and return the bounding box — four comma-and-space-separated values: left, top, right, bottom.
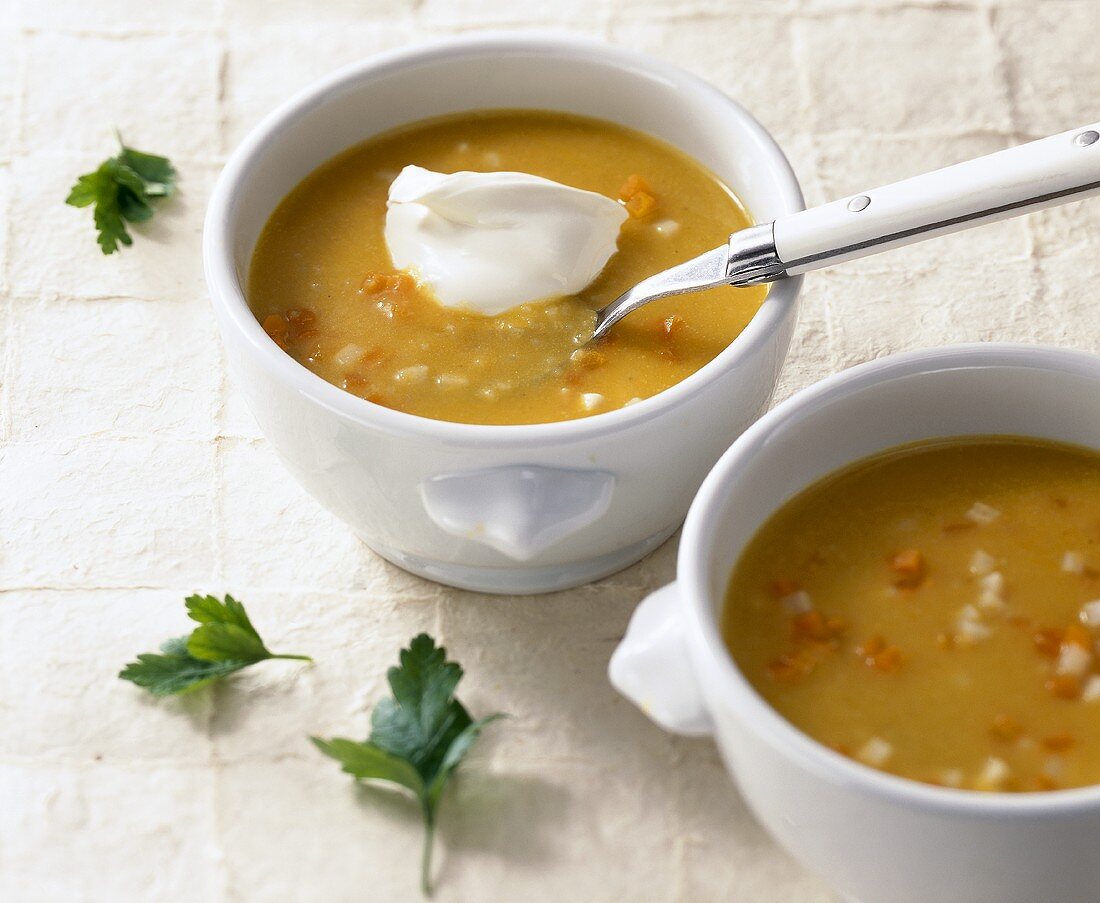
610, 344, 1100, 903
203, 35, 804, 593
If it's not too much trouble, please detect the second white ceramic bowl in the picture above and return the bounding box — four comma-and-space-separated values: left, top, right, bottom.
611, 344, 1100, 903
203, 35, 804, 594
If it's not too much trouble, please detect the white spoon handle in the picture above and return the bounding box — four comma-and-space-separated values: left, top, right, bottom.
773, 123, 1100, 275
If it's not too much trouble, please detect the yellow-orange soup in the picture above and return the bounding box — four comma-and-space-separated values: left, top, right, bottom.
247, 110, 764, 425
723, 437, 1100, 792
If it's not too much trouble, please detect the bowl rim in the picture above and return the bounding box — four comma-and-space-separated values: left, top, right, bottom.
202, 32, 805, 447
680, 342, 1100, 814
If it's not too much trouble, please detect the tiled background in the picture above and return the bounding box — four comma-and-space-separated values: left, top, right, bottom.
1, 0, 1097, 900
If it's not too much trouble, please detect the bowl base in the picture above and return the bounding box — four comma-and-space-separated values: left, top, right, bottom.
366, 523, 679, 595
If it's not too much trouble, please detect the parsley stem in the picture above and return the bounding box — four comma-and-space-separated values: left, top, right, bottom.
421, 802, 435, 897
269, 653, 313, 662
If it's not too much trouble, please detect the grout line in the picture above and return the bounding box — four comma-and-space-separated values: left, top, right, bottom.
787, 14, 840, 371
984, 3, 1047, 336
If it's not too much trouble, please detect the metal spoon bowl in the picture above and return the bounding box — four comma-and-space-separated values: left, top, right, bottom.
592, 122, 1100, 342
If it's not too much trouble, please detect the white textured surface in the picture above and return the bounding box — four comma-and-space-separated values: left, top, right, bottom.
2, 1, 1097, 900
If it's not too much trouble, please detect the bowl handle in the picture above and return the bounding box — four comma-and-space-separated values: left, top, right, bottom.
609, 582, 714, 736
419, 464, 614, 561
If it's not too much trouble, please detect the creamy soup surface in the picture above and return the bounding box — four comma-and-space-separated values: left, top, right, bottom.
247, 110, 764, 425
724, 437, 1100, 793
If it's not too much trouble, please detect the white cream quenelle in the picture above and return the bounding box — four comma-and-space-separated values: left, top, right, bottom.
384, 165, 628, 316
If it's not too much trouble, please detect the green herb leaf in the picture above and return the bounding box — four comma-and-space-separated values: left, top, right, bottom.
312, 634, 502, 896
119, 594, 311, 697
65, 135, 177, 255
118, 637, 245, 697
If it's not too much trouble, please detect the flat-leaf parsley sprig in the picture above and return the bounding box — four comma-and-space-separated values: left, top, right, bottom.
119, 594, 311, 696
312, 634, 502, 896
66, 133, 177, 254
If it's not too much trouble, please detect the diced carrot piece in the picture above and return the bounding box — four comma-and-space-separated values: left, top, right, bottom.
769, 577, 800, 599
571, 348, 607, 371
1045, 675, 1082, 700
285, 308, 315, 328
360, 272, 388, 294
1063, 623, 1092, 648
390, 272, 415, 293
857, 635, 886, 658
342, 375, 372, 394
856, 634, 902, 672
790, 611, 846, 643
1032, 774, 1060, 791
990, 714, 1024, 741
792, 611, 829, 640
889, 549, 926, 587
1043, 732, 1075, 751
767, 652, 812, 683
360, 272, 415, 295
936, 632, 955, 651
262, 313, 289, 348
617, 174, 650, 202
625, 191, 657, 218
1033, 627, 1064, 658
871, 646, 904, 673
357, 346, 387, 369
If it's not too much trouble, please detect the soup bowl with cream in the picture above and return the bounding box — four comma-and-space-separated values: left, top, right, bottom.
610, 344, 1100, 903
204, 35, 804, 593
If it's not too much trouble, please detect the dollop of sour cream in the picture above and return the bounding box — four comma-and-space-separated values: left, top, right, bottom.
384, 165, 628, 316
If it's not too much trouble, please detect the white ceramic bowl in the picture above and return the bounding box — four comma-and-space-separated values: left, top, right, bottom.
203, 35, 804, 594
611, 343, 1100, 903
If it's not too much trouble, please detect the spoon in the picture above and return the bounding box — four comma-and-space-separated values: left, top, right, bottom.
592, 121, 1100, 340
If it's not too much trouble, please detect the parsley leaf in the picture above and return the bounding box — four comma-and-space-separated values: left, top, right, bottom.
119, 594, 311, 697
65, 134, 177, 254
312, 634, 502, 896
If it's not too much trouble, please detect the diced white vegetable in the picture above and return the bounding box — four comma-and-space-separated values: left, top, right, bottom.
580, 393, 605, 411
968, 549, 997, 576
977, 570, 1006, 610
966, 501, 1001, 525
940, 768, 964, 788
1080, 599, 1100, 628
956, 605, 991, 644
653, 218, 680, 236
1042, 756, 1065, 779
857, 736, 893, 767
780, 590, 813, 615
1062, 550, 1086, 575
1057, 643, 1093, 677
393, 364, 428, 383
957, 620, 992, 643
435, 373, 469, 388
624, 397, 642, 406
1081, 675, 1100, 702
334, 343, 365, 368
976, 756, 1011, 790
